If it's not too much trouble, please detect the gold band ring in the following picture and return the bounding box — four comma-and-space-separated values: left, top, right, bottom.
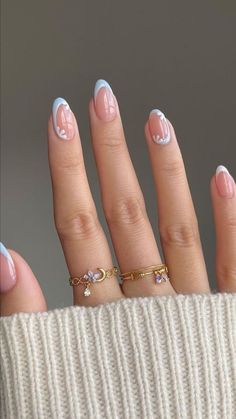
69, 266, 119, 297
120, 264, 169, 284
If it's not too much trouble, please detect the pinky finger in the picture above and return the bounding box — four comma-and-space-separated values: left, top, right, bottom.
211, 165, 236, 292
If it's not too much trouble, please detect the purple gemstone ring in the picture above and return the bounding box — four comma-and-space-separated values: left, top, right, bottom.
120, 264, 169, 284
69, 266, 119, 297
83, 269, 104, 283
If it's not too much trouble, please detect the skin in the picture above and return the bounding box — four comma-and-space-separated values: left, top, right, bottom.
0, 82, 235, 315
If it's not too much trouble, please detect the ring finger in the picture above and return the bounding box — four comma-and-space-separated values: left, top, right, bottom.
48, 97, 123, 306
89, 80, 175, 297
145, 110, 210, 293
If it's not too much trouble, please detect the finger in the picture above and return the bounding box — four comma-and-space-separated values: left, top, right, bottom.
210, 165, 236, 292
145, 109, 210, 293
48, 98, 123, 306
89, 80, 175, 297
0, 242, 47, 316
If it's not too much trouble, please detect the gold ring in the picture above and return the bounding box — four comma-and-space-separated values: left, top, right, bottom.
120, 264, 169, 284
69, 266, 119, 297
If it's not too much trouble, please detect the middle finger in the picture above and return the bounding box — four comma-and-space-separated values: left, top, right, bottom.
89, 80, 175, 297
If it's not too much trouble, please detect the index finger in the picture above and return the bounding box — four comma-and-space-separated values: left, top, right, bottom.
48, 97, 123, 306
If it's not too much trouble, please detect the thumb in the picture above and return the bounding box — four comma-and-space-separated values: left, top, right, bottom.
0, 242, 47, 316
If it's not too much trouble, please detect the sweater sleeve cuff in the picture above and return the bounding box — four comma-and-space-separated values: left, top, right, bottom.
1, 292, 236, 418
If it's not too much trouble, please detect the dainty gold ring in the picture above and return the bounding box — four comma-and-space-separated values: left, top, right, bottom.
69, 266, 119, 297
120, 264, 169, 284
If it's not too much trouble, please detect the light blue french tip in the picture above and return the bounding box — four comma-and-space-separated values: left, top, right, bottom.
0, 242, 14, 265
94, 79, 113, 100
52, 97, 71, 139
52, 97, 68, 114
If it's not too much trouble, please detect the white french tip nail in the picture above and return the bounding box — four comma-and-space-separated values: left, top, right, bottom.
149, 108, 171, 145
150, 109, 166, 120
216, 165, 230, 177
94, 79, 113, 101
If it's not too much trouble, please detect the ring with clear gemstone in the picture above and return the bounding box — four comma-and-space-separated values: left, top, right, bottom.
69, 266, 119, 296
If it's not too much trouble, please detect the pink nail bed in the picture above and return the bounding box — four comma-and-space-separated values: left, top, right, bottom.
215, 165, 235, 198
0, 242, 17, 293
148, 109, 171, 145
52, 97, 75, 140
94, 79, 117, 122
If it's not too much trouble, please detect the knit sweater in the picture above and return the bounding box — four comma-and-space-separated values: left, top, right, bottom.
0, 293, 235, 419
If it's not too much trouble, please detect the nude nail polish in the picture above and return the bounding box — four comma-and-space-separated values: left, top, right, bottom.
52, 97, 75, 140
148, 109, 171, 145
0, 242, 17, 293
215, 165, 235, 198
94, 79, 117, 122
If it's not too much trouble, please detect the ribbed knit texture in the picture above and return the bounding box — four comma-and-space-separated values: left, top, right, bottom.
0, 293, 236, 419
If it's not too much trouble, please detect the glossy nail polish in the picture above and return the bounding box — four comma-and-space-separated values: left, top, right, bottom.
94, 79, 117, 122
215, 165, 235, 198
52, 97, 75, 140
0, 242, 17, 293
148, 109, 171, 145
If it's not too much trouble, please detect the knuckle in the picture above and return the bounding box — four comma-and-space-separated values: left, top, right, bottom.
105, 197, 146, 226
55, 210, 100, 241
160, 159, 183, 178
217, 264, 236, 284
99, 129, 124, 150
58, 150, 83, 172
225, 215, 236, 231
159, 221, 200, 248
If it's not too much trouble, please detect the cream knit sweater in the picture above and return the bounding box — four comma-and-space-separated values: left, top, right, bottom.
0, 293, 236, 419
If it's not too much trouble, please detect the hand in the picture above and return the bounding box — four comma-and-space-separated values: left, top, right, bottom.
1, 79, 235, 316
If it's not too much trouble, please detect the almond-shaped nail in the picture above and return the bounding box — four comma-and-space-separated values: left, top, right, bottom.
0, 242, 17, 293
215, 165, 235, 198
52, 97, 75, 140
148, 109, 171, 145
94, 79, 117, 122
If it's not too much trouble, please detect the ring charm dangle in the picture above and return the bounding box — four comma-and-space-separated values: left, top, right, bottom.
69, 266, 119, 297
120, 264, 169, 285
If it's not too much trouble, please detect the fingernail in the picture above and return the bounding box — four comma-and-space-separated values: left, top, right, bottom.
0, 242, 17, 293
94, 79, 117, 122
52, 97, 75, 140
148, 109, 171, 145
215, 165, 235, 198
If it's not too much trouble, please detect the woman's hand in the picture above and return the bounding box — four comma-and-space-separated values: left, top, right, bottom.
1, 79, 235, 315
